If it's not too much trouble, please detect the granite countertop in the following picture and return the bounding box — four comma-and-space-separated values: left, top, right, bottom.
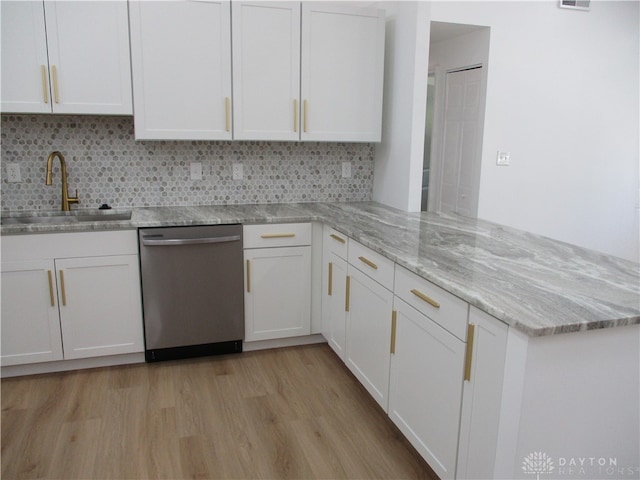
2, 202, 639, 337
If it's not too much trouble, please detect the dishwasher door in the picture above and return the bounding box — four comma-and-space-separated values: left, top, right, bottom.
139, 224, 244, 362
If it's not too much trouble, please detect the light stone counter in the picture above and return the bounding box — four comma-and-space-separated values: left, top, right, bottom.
3, 201, 638, 337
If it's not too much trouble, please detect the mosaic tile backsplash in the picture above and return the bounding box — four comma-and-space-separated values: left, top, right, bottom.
0, 115, 375, 212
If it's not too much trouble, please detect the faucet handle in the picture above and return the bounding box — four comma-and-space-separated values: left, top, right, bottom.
68, 189, 79, 204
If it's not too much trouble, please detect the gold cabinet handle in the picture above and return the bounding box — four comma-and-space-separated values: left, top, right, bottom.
358, 256, 378, 270
51, 65, 60, 103
59, 270, 67, 306
47, 270, 55, 306
260, 233, 295, 239
41, 65, 49, 104
390, 310, 397, 354
246, 259, 251, 293
225, 97, 231, 132
410, 289, 440, 309
293, 99, 298, 133
328, 262, 333, 296
464, 323, 475, 381
330, 233, 346, 244
345, 275, 350, 312
303, 99, 308, 133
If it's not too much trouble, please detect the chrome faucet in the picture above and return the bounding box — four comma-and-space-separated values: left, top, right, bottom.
45, 151, 79, 211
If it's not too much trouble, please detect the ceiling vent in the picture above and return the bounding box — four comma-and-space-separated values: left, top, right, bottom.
559, 0, 591, 10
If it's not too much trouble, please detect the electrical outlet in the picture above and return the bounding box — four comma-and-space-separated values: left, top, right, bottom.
190, 162, 202, 180
341, 161, 352, 178
6, 163, 21, 183
232, 163, 243, 180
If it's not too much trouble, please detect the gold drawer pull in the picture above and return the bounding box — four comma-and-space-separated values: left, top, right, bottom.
293, 99, 298, 133
390, 310, 397, 354
246, 259, 251, 293
41, 65, 49, 104
358, 256, 378, 270
410, 289, 440, 308
59, 270, 67, 306
464, 323, 475, 381
330, 233, 346, 244
328, 262, 333, 296
225, 97, 231, 132
47, 270, 55, 306
260, 233, 295, 239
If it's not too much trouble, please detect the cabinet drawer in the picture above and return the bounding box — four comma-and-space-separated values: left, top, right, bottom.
324, 226, 348, 259
244, 223, 311, 249
394, 265, 468, 341
348, 240, 394, 291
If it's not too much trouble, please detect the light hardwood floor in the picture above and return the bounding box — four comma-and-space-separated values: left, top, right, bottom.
2, 344, 438, 479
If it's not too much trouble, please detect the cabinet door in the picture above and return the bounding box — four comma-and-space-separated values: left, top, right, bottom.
0, 1, 51, 113
1, 260, 64, 366
43, 1, 132, 115
55, 255, 144, 360
389, 298, 465, 480
345, 266, 393, 411
301, 3, 385, 142
232, 2, 300, 140
456, 307, 508, 480
129, 0, 232, 140
321, 252, 348, 360
245, 246, 311, 341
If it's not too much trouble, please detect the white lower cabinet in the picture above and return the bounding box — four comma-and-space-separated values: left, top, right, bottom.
345, 266, 394, 411
456, 306, 508, 480
389, 297, 466, 480
243, 223, 312, 342
54, 255, 144, 360
1, 231, 144, 368
1, 260, 64, 365
322, 250, 348, 360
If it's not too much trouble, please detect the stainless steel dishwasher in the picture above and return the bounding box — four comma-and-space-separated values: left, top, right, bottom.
138, 224, 244, 362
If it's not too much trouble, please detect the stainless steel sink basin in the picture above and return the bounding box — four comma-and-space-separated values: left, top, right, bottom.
1, 210, 132, 226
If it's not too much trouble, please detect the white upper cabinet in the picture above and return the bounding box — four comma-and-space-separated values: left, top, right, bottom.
129, 0, 233, 140
1, 1, 132, 115
301, 3, 385, 142
232, 2, 301, 141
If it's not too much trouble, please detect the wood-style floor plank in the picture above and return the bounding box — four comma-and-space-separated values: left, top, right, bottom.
1, 343, 438, 479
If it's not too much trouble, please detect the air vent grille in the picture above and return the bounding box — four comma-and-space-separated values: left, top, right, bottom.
559, 0, 590, 10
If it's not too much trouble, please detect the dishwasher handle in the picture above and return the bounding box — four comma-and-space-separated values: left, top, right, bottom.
141, 234, 241, 247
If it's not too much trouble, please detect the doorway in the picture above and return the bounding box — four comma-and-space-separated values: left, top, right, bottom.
421, 22, 490, 218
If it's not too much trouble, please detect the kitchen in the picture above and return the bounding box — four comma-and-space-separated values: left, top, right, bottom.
1, 1, 639, 480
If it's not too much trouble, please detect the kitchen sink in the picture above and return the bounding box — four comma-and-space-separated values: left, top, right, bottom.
1, 210, 132, 226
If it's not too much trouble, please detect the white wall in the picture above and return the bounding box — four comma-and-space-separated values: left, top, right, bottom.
372, 1, 430, 211
375, 1, 640, 262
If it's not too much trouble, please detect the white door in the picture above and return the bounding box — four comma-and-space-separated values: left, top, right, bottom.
244, 246, 311, 341
0, 260, 64, 366
345, 267, 393, 411
321, 252, 348, 360
389, 297, 466, 480
300, 3, 385, 142
56, 255, 144, 360
0, 2, 51, 113
439, 67, 483, 217
232, 2, 300, 140
129, 0, 232, 140
44, 1, 132, 115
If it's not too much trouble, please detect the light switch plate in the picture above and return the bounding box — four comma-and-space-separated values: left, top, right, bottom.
496, 151, 511, 166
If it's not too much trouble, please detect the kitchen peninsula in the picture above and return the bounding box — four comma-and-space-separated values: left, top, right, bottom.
2, 201, 639, 479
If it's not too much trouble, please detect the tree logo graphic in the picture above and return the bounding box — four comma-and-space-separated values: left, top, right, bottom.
522, 452, 555, 480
